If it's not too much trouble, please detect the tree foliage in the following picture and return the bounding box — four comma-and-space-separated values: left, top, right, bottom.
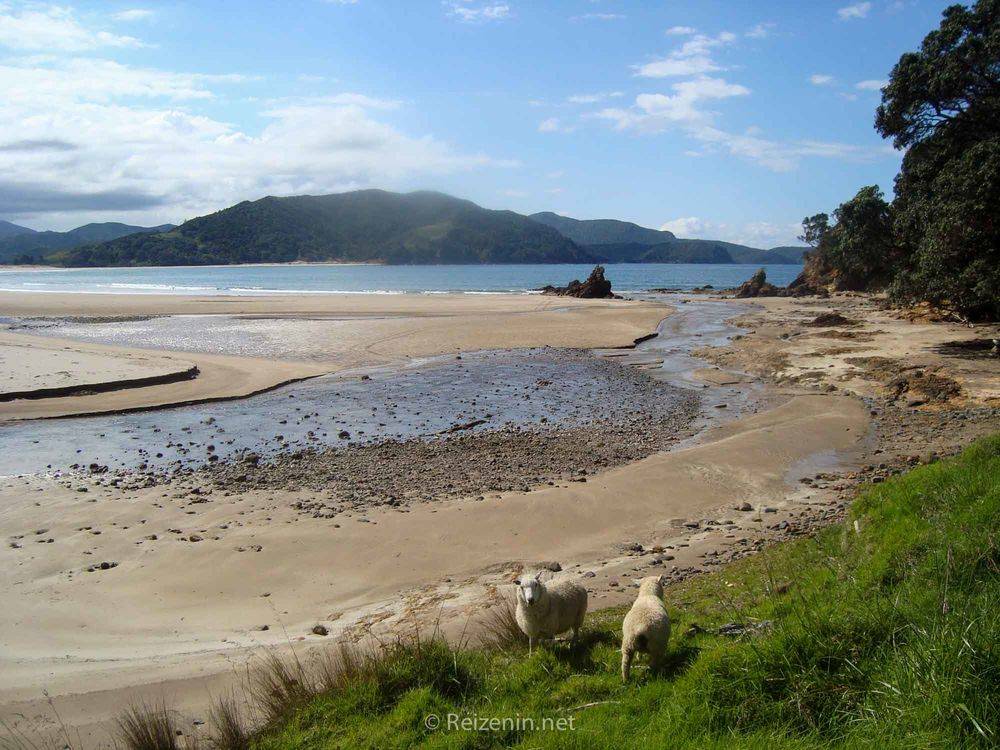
807, 0, 999, 319
796, 189, 895, 292
875, 0, 1000, 149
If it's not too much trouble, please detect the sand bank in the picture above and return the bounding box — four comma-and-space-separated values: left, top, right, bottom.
0, 337, 196, 400
0, 292, 668, 419
0, 330, 329, 421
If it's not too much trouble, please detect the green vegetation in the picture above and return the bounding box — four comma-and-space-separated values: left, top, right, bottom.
51, 191, 590, 267
0, 222, 174, 264
47, 193, 804, 269
170, 434, 999, 750
530, 212, 807, 264
801, 0, 999, 320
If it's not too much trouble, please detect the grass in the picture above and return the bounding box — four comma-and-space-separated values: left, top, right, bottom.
126, 434, 1000, 749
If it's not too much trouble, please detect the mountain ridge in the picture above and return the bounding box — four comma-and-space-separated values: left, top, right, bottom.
529, 211, 806, 264
19, 190, 807, 267
0, 222, 176, 264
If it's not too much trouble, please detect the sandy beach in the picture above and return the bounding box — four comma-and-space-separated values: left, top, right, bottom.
0, 291, 667, 420
1, 290, 998, 744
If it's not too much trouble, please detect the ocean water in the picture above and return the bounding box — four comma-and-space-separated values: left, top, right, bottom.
0, 263, 802, 295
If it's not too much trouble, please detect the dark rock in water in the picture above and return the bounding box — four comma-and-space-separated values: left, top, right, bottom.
539, 265, 615, 298
734, 268, 780, 298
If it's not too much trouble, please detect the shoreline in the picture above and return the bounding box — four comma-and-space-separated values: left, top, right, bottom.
1, 292, 997, 744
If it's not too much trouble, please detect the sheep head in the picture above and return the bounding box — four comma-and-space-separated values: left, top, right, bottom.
517, 572, 544, 607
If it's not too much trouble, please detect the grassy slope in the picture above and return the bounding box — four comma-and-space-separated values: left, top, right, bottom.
252, 435, 1000, 750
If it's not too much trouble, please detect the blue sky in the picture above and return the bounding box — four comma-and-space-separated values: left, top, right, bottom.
0, 0, 953, 246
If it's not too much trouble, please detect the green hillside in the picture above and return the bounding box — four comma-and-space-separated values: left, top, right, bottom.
53, 191, 592, 267
531, 211, 806, 264
530, 211, 676, 246
0, 220, 36, 240
0, 222, 175, 263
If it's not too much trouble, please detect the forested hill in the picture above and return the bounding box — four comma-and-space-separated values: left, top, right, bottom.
41, 191, 808, 267
529, 211, 676, 246
53, 191, 592, 267
0, 220, 36, 240
0, 222, 175, 263
530, 211, 806, 264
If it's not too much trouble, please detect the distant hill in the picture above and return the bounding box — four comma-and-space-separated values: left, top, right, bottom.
54, 191, 592, 267
0, 222, 175, 264
0, 220, 36, 240
529, 212, 675, 246
531, 211, 806, 264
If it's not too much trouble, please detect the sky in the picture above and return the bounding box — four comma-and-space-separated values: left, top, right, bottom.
0, 0, 956, 247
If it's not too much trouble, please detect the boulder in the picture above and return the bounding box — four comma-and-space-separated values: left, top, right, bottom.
733, 268, 780, 298
540, 265, 615, 298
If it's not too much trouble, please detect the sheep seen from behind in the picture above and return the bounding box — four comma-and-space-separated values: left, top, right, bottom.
621, 575, 670, 681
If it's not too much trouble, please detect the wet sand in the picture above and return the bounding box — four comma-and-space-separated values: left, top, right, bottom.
0, 292, 668, 419
0, 338, 196, 400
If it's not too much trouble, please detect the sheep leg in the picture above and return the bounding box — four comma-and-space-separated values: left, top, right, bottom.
648, 651, 661, 675
528, 636, 533, 656
621, 647, 634, 682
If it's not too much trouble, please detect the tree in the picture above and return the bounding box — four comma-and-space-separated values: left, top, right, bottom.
826, 186, 896, 291
875, 0, 1000, 149
877, 0, 1000, 319
797, 213, 830, 248
792, 188, 895, 293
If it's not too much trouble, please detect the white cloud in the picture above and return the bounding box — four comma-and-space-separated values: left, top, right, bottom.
0, 55, 510, 225
538, 117, 574, 133
809, 74, 834, 85
745, 22, 774, 39
837, 2, 871, 20
0, 57, 253, 103
665, 26, 695, 36
634, 31, 736, 78
0, 4, 146, 51
112, 9, 155, 22
566, 91, 623, 104
660, 216, 802, 247
855, 79, 887, 91
445, 2, 511, 23
594, 77, 750, 131
595, 84, 889, 173
692, 126, 887, 172
571, 13, 624, 21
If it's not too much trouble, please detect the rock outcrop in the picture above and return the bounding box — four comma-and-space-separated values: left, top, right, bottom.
540, 265, 615, 298
733, 268, 780, 298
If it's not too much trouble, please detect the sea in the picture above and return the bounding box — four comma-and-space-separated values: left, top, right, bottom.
0, 263, 802, 295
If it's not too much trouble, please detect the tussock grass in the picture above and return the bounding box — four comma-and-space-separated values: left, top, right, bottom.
116, 434, 1000, 749
476, 595, 529, 650
115, 702, 182, 750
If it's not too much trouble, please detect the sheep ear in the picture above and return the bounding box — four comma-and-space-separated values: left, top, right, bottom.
534, 571, 542, 581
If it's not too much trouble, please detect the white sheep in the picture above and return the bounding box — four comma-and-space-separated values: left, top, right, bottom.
621, 575, 671, 681
514, 572, 588, 653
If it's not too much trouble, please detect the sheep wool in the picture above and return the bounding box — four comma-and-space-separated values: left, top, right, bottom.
514, 573, 588, 652
621, 575, 671, 681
